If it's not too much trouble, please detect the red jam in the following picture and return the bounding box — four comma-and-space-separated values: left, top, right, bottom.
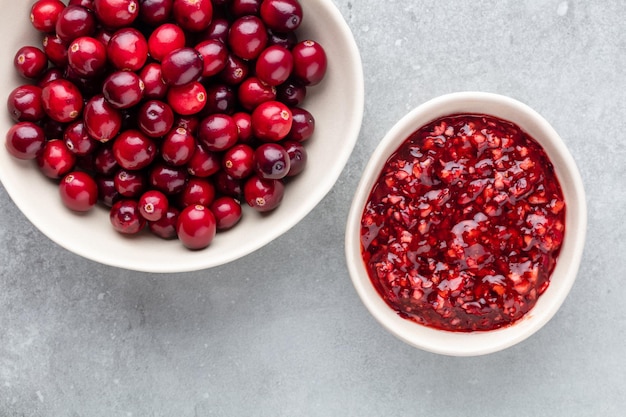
360, 114, 566, 332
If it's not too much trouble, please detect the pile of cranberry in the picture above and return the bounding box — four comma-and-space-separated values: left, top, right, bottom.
5, 0, 327, 250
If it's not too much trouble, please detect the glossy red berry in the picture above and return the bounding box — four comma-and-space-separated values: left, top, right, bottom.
67, 36, 107, 77
232, 112, 253, 144
137, 99, 175, 138
292, 40, 327, 86
178, 178, 216, 207
138, 189, 169, 221
42, 34, 69, 68
230, 0, 261, 17
172, 0, 213, 32
107, 27, 148, 71
223, 143, 255, 179
148, 206, 179, 239
94, 0, 139, 28
139, 0, 173, 26
282, 140, 307, 176
251, 100, 292, 142
55, 5, 96, 43
186, 144, 221, 177
30, 0, 66, 33
7, 85, 45, 123
138, 63, 168, 99
148, 23, 186, 62
114, 168, 147, 197
59, 171, 98, 212
63, 120, 99, 156
37, 139, 77, 179
197, 114, 238, 151
260, 0, 302, 32
228, 15, 268, 60
176, 204, 216, 250
210, 196, 242, 230
112, 129, 157, 170
14, 46, 48, 79
287, 106, 315, 141
244, 175, 284, 212
110, 199, 146, 234
83, 94, 123, 142
203, 84, 236, 115
5, 122, 46, 160
41, 79, 84, 123
102, 70, 145, 109
237, 76, 276, 111
161, 127, 196, 166
255, 45, 294, 86
254, 142, 290, 179
160, 47, 203, 87
276, 79, 306, 106
167, 81, 207, 115
194, 39, 228, 77
149, 162, 188, 194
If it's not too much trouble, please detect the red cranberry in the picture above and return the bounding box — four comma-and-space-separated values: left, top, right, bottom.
138, 189, 169, 221
161, 47, 203, 87
237, 76, 276, 111
69, 0, 96, 9
37, 139, 77, 179
260, 0, 302, 32
64, 120, 99, 156
41, 79, 84, 123
161, 127, 196, 166
148, 23, 186, 62
42, 35, 69, 68
199, 17, 229, 44
137, 99, 175, 138
94, 0, 139, 28
215, 170, 243, 198
7, 85, 45, 123
67, 36, 108, 78
167, 82, 207, 115
107, 27, 149, 71
198, 114, 238, 151
282, 140, 307, 176
243, 175, 284, 212
139, 63, 168, 99
59, 171, 98, 212
139, 0, 173, 26
218, 54, 250, 85
96, 175, 120, 207
176, 204, 216, 250
254, 142, 290, 179
172, 0, 213, 32
230, 0, 261, 17
194, 39, 228, 77
203, 84, 236, 115
110, 199, 146, 234
276, 80, 306, 107
174, 115, 200, 133
228, 15, 268, 60
186, 144, 221, 177
266, 28, 297, 49
292, 40, 327, 86
178, 178, 216, 207
55, 5, 96, 43
232, 112, 253, 144
4, 121, 46, 160
255, 45, 294, 86
30, 0, 66, 33
114, 168, 147, 197
251, 100, 292, 142
37, 68, 64, 87
93, 144, 119, 175
148, 206, 179, 239
223, 143, 255, 179
287, 106, 315, 141
149, 162, 188, 194
14, 46, 48, 79
83, 94, 123, 142
102, 70, 145, 109
210, 196, 242, 230
112, 129, 157, 170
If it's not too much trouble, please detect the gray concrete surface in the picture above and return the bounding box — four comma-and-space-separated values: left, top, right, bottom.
2, 0, 625, 415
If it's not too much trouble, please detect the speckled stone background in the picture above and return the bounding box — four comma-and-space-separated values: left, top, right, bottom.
1, 0, 625, 416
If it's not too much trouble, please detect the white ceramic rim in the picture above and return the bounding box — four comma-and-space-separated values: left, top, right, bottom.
345, 91, 587, 356
0, 0, 365, 273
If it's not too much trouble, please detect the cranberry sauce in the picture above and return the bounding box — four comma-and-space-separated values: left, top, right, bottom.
360, 114, 566, 332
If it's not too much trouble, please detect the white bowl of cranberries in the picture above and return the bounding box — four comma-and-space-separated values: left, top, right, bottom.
0, 0, 364, 272
345, 92, 587, 356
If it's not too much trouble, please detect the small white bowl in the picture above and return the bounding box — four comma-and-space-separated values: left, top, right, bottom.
345, 92, 587, 356
0, 0, 364, 273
